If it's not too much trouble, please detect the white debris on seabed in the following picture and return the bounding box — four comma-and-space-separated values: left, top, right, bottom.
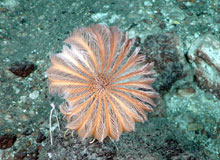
0, 0, 19, 9
144, 1, 153, 6
91, 12, 108, 21
18, 95, 26, 104
109, 14, 120, 24
29, 90, 40, 99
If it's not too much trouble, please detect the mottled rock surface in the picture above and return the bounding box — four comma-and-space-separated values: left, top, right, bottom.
188, 34, 220, 99
141, 34, 188, 94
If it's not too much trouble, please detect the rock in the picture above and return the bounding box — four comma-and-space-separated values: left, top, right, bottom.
36, 132, 46, 143
177, 87, 196, 97
29, 90, 39, 100
0, 134, 17, 149
187, 123, 203, 132
161, 5, 186, 21
141, 34, 187, 94
187, 34, 220, 99
9, 61, 35, 77
14, 150, 27, 160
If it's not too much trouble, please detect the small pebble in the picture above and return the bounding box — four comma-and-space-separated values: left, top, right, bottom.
14, 150, 27, 160
0, 134, 17, 149
9, 61, 35, 77
29, 91, 39, 99
36, 132, 46, 143
177, 88, 196, 97
187, 123, 203, 132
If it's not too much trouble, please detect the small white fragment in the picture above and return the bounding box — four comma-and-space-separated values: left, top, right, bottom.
144, 1, 153, 6
91, 12, 108, 21
109, 14, 119, 24
29, 91, 39, 99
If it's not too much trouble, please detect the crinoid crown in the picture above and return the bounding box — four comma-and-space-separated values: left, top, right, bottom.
47, 24, 157, 142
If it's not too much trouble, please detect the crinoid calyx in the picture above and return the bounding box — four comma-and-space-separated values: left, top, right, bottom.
46, 24, 157, 142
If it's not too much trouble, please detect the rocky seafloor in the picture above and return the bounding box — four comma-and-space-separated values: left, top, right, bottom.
0, 0, 220, 159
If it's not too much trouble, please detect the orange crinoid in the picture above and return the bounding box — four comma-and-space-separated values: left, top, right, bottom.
47, 24, 157, 142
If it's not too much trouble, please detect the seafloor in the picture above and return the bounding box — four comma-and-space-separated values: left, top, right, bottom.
0, 0, 220, 160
